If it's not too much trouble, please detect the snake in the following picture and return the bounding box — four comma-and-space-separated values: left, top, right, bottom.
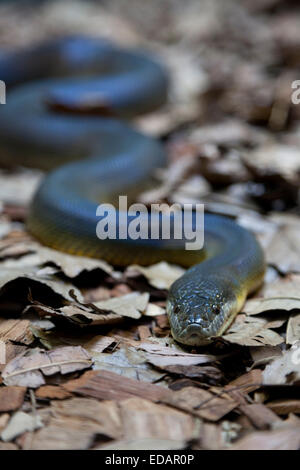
0, 36, 265, 346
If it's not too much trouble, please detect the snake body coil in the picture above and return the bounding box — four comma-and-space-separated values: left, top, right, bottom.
0, 36, 265, 345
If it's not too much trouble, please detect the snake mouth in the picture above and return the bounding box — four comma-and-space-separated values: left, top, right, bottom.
174, 322, 214, 346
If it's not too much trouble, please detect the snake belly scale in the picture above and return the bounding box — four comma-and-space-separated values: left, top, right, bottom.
0, 36, 265, 346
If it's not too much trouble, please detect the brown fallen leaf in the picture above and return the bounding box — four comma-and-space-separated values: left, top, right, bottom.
51, 397, 122, 439
223, 314, 284, 346
118, 397, 200, 442
31, 302, 121, 326
0, 442, 18, 450
96, 437, 186, 450
2, 346, 92, 388
126, 262, 185, 290
243, 143, 300, 185
137, 325, 152, 341
137, 341, 217, 367
92, 346, 165, 383
0, 343, 27, 374
239, 403, 281, 430
35, 385, 72, 400
267, 399, 300, 415
1, 411, 43, 442
197, 422, 224, 450
83, 335, 116, 353
164, 386, 238, 422
0, 386, 26, 412
154, 364, 222, 385
21, 397, 122, 450
63, 369, 167, 402
229, 425, 300, 450
262, 273, 300, 298
91, 292, 150, 319
262, 343, 300, 385
0, 319, 34, 345
25, 244, 114, 278
0, 266, 84, 303
21, 418, 95, 450
243, 297, 300, 315
31, 292, 151, 326
250, 345, 282, 367
227, 369, 263, 394
0, 414, 10, 433
265, 215, 300, 273
287, 313, 300, 345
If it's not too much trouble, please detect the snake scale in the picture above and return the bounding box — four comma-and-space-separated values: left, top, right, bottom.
0, 36, 265, 346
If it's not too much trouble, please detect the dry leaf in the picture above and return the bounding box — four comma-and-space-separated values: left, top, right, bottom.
239, 403, 280, 429
92, 346, 165, 383
227, 369, 263, 394
63, 369, 167, 402
262, 343, 300, 385
28, 244, 114, 278
35, 385, 72, 400
229, 425, 300, 450
243, 144, 300, 184
118, 397, 200, 442
0, 319, 34, 345
0, 386, 26, 412
0, 266, 83, 303
83, 335, 115, 353
21, 396, 123, 449
1, 411, 43, 442
137, 341, 217, 367
243, 297, 300, 315
223, 315, 284, 346
164, 386, 238, 421
265, 215, 300, 273
250, 346, 282, 367
97, 438, 186, 450
2, 346, 92, 388
267, 399, 300, 415
286, 313, 300, 345
92, 292, 149, 319
126, 262, 185, 290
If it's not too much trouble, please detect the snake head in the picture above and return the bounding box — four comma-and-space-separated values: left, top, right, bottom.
166, 275, 242, 346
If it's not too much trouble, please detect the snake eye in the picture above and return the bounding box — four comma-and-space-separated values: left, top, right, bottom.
173, 305, 180, 314
212, 305, 221, 316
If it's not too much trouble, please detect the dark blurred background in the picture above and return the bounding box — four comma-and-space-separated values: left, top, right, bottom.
1, 0, 300, 215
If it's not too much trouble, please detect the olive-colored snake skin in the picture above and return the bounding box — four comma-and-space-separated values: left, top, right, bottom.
0, 36, 265, 346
